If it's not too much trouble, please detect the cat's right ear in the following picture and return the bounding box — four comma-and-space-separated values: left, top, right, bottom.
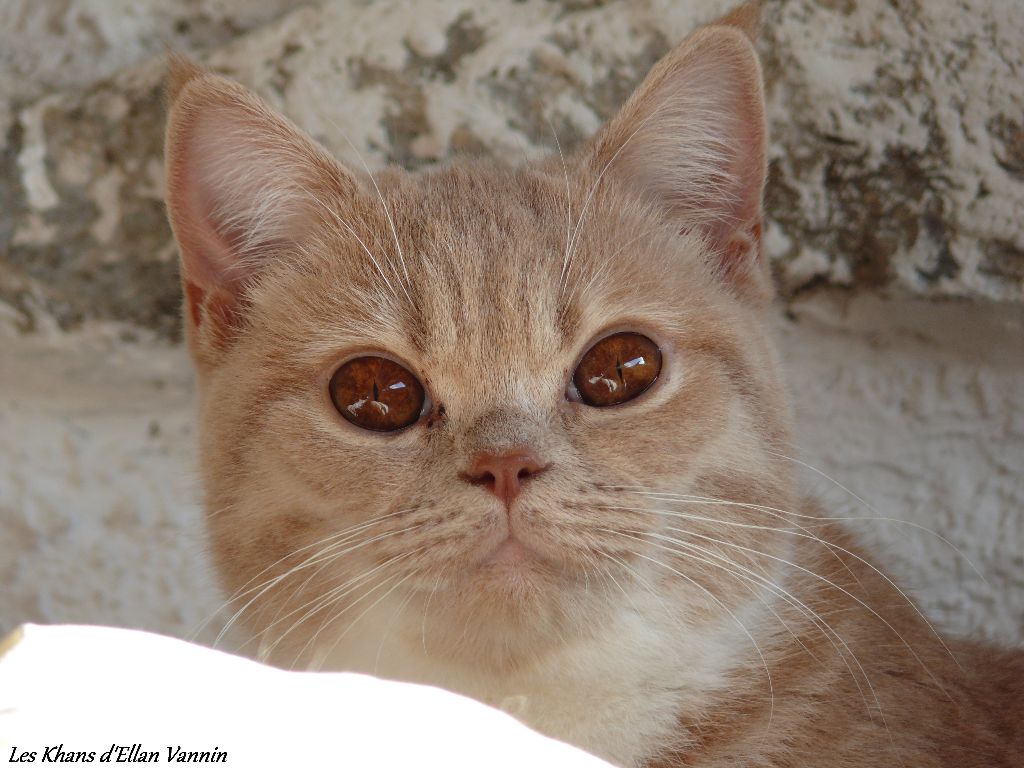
585, 2, 771, 302
164, 55, 354, 363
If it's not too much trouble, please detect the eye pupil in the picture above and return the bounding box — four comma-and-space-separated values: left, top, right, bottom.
330, 356, 425, 432
573, 332, 661, 407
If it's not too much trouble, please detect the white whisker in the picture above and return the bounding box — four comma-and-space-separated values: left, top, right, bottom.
560, 101, 672, 294
609, 526, 881, 721
620, 539, 776, 740
283, 547, 425, 667
601, 489, 962, 670
307, 194, 402, 302
216, 521, 423, 649
662, 523, 951, 699
313, 567, 423, 671
325, 115, 414, 302
766, 452, 988, 585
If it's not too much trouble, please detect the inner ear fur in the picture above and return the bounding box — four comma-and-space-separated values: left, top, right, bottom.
586, 4, 771, 301
163, 55, 356, 360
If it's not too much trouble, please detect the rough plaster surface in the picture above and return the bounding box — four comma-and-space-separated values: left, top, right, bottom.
0, 0, 307, 132
0, 313, 217, 644
1, 294, 1021, 649
1, 0, 1022, 338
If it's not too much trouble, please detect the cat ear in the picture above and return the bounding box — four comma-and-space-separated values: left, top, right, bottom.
716, 0, 763, 40
587, 3, 770, 300
164, 55, 354, 352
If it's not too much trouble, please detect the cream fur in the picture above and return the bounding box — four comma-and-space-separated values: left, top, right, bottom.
163, 3, 1023, 766
319, 586, 772, 767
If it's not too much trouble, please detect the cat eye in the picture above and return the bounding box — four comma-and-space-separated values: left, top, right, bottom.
329, 356, 425, 432
571, 332, 662, 407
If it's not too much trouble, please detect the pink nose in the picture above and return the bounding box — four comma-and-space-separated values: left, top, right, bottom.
464, 448, 547, 507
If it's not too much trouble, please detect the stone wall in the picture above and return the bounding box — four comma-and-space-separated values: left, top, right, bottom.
0, 0, 1021, 336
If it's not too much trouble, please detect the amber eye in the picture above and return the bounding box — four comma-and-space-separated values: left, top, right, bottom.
571, 332, 662, 407
329, 356, 425, 432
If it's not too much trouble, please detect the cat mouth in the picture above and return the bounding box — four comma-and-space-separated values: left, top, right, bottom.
486, 536, 533, 566
469, 529, 571, 585
481, 501, 566, 566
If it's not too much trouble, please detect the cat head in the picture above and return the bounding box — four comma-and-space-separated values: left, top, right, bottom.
165, 2, 797, 670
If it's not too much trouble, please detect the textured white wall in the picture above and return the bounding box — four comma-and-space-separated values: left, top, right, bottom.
778, 295, 1023, 645
2, 293, 1021, 648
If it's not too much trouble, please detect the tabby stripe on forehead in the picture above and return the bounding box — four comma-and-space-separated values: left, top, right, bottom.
555, 300, 584, 346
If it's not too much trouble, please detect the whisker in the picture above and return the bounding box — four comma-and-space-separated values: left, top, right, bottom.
633, 528, 908, 753
325, 115, 414, 301
592, 562, 621, 604
300, 565, 411, 670
599, 530, 776, 739
604, 481, 986, 585
312, 566, 424, 672
613, 527, 881, 720
218, 508, 414, 610
598, 549, 691, 636
215, 521, 424, 649
594, 551, 645, 617
601, 491, 961, 670
560, 101, 673, 295
546, 115, 573, 294
600, 497, 863, 575
420, 564, 449, 657
307, 195, 403, 302
374, 574, 421, 674
766, 451, 989, 586
262, 518, 425, 633
570, 228, 659, 305
258, 544, 424, 660
660, 524, 952, 699
279, 547, 425, 667
655, 536, 824, 665
205, 499, 242, 519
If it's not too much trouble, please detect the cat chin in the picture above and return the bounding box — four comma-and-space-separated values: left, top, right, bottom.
488, 536, 532, 566
470, 526, 564, 570
452, 537, 599, 621
448, 554, 565, 613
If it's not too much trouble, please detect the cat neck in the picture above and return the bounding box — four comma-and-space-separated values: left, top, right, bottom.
305, 575, 780, 766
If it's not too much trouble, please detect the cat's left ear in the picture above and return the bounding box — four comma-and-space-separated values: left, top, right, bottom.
164, 55, 356, 361
587, 2, 770, 301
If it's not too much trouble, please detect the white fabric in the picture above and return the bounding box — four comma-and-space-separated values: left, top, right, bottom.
0, 624, 613, 768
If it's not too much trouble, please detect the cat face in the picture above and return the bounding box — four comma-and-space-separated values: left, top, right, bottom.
166, 7, 797, 670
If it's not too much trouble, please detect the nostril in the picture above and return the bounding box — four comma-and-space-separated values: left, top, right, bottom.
462, 447, 549, 505
466, 469, 497, 488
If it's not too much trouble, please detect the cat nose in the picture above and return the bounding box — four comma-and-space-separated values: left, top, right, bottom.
464, 448, 548, 507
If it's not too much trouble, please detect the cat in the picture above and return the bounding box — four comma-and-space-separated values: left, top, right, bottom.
163, 3, 1022, 766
